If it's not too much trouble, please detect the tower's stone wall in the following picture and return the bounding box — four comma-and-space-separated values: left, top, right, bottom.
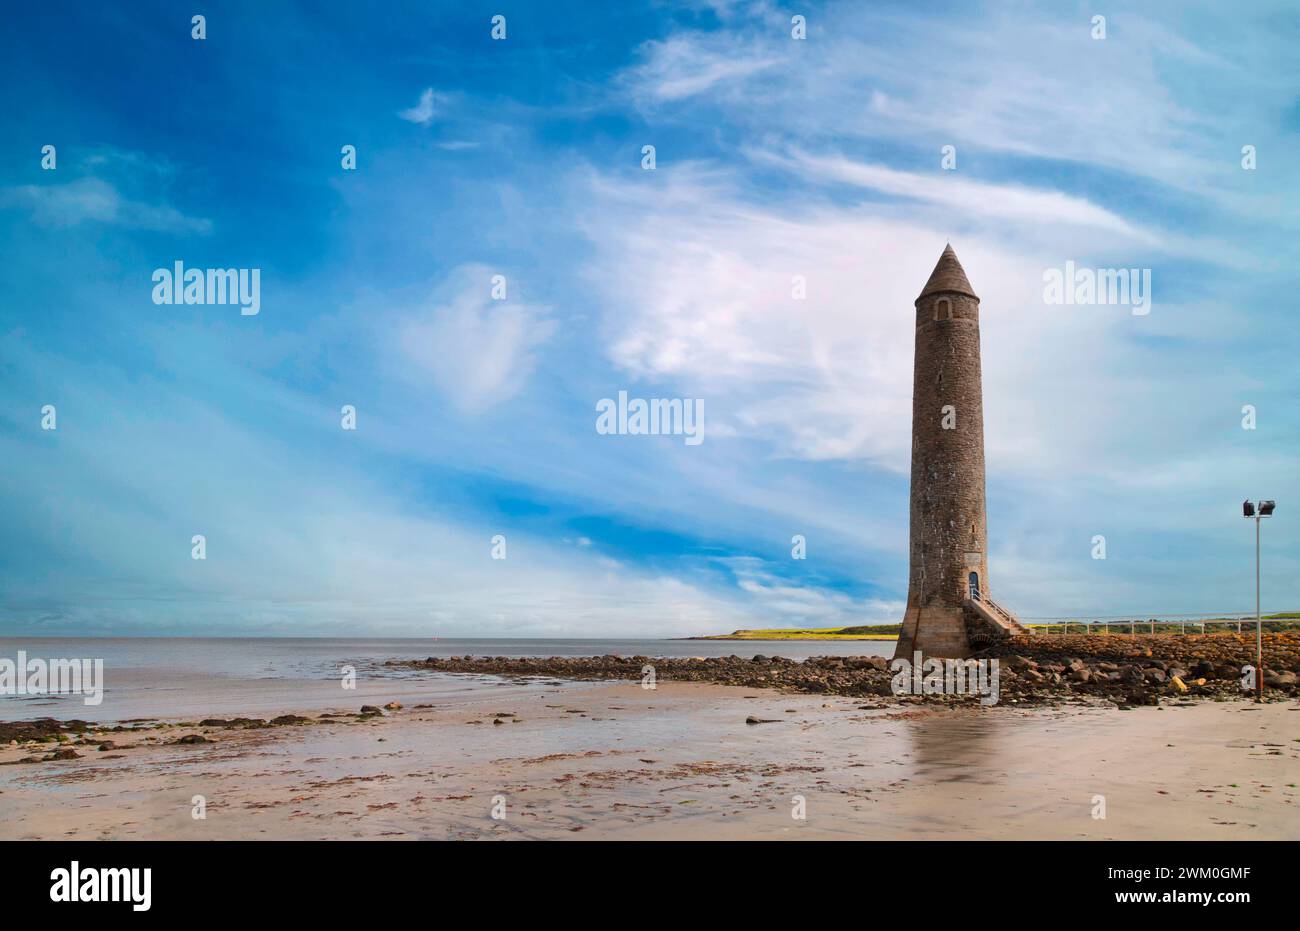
895, 250, 990, 659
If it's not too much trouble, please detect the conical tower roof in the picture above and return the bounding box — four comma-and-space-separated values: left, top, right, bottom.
916, 243, 978, 302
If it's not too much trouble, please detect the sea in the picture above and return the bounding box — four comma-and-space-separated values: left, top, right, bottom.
0, 637, 893, 724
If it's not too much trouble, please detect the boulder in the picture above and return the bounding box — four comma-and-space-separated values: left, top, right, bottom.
270, 715, 311, 726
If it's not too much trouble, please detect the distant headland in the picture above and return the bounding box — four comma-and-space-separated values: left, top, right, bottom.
683, 625, 901, 641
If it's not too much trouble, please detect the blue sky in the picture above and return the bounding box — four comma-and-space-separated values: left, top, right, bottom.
1, 0, 1297, 636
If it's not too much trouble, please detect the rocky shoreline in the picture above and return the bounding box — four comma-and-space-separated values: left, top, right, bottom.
388, 632, 1300, 707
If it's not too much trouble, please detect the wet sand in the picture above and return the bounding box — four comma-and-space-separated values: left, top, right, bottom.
1, 680, 1296, 840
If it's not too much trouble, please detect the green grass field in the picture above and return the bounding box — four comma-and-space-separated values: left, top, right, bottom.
690, 624, 901, 641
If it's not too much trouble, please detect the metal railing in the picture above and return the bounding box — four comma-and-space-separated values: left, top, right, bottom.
1025, 614, 1297, 636
984, 598, 1007, 620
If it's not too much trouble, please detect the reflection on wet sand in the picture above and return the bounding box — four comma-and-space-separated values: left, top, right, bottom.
0, 680, 1295, 840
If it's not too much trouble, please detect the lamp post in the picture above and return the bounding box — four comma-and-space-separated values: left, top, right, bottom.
1242, 500, 1275, 703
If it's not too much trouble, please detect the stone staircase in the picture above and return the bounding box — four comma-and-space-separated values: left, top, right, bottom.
963, 596, 1030, 649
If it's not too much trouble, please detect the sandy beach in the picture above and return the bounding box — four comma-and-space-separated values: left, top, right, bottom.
2, 677, 1296, 840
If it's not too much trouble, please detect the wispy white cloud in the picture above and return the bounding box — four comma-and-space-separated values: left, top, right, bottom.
756, 149, 1147, 240
398, 87, 446, 125
621, 34, 780, 104
612, 2, 1300, 215
0, 177, 211, 233
726, 558, 903, 627
395, 264, 556, 414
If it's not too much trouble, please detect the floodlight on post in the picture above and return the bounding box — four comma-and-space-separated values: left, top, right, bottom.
1242, 499, 1276, 703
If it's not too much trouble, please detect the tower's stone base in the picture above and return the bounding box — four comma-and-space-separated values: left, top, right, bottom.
895, 604, 971, 659
896, 599, 1029, 659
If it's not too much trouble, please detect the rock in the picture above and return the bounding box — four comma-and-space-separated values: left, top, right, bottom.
745, 716, 778, 724
199, 717, 267, 728
359, 705, 384, 715
1169, 675, 1188, 693
47, 748, 81, 760
384, 701, 403, 710
176, 734, 210, 744
1264, 670, 1297, 687
97, 741, 117, 751
1120, 665, 1145, 684
0, 718, 91, 744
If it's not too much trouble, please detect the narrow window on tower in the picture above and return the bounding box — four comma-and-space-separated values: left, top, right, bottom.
933, 297, 952, 321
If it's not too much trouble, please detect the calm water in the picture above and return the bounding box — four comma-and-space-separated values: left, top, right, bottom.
0, 637, 893, 723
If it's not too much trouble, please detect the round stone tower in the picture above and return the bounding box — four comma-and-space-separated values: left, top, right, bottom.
894, 245, 1001, 659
